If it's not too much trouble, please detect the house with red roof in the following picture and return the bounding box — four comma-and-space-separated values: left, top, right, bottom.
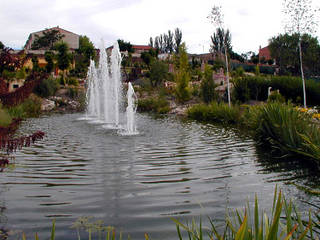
259, 46, 272, 62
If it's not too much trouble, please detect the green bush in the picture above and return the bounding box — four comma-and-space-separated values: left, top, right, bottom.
233, 75, 320, 105
137, 96, 170, 114
67, 77, 79, 86
8, 96, 42, 118
200, 65, 216, 103
0, 107, 12, 127
34, 76, 59, 97
188, 102, 241, 124
267, 91, 286, 103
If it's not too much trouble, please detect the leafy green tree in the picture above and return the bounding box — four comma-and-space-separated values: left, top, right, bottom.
44, 51, 54, 73
175, 43, 191, 102
0, 41, 4, 49
141, 52, 153, 68
75, 35, 96, 76
269, 33, 320, 76
77, 36, 95, 63
55, 42, 71, 74
149, 60, 168, 87
201, 65, 216, 103
31, 29, 64, 50
117, 39, 133, 53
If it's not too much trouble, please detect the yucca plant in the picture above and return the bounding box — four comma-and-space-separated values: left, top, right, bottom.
173, 187, 317, 240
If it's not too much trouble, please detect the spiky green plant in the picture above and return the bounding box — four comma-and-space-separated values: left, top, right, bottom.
173, 187, 317, 240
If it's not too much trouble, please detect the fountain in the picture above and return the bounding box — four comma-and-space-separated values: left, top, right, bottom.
83, 40, 138, 135
122, 82, 138, 135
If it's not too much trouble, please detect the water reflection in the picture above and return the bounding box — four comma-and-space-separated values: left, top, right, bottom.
0, 113, 318, 239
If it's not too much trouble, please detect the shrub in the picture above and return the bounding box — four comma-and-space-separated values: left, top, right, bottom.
34, 76, 59, 97
137, 96, 170, 114
188, 102, 241, 124
267, 91, 286, 103
200, 65, 216, 103
7, 96, 42, 118
67, 77, 79, 86
0, 106, 12, 127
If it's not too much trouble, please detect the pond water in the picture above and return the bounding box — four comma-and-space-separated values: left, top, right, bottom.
0, 113, 319, 239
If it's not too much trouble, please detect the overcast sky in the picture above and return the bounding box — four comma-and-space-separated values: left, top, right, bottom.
1, 0, 319, 54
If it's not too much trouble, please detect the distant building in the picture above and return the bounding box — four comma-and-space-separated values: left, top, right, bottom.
259, 46, 271, 62
24, 26, 80, 51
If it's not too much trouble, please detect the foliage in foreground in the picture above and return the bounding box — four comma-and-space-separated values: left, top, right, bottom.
173, 187, 320, 240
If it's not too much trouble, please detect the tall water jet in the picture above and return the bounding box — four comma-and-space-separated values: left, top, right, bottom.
123, 82, 138, 135
83, 40, 138, 135
110, 42, 122, 127
85, 59, 98, 119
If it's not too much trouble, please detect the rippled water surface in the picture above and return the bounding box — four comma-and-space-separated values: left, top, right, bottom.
0, 113, 319, 239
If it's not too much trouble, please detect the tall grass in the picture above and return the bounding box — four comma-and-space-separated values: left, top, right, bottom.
7, 96, 42, 119
173, 187, 317, 240
187, 102, 242, 124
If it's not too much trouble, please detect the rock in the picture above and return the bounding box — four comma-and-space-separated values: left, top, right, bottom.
41, 99, 55, 111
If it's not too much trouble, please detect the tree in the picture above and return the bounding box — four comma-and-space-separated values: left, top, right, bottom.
54, 42, 71, 74
141, 52, 153, 68
149, 37, 154, 48
175, 43, 191, 102
210, 28, 232, 57
75, 35, 96, 76
269, 33, 320, 76
201, 65, 216, 103
0, 47, 21, 75
208, 5, 231, 106
0, 41, 4, 50
282, 0, 320, 107
174, 28, 183, 54
31, 29, 64, 50
44, 51, 54, 73
149, 60, 168, 87
31, 56, 40, 72
117, 39, 133, 53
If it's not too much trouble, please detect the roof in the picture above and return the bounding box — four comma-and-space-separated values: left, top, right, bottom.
132, 45, 152, 50
30, 26, 79, 37
259, 46, 271, 60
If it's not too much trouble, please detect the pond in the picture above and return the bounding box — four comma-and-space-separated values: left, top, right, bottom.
0, 113, 319, 239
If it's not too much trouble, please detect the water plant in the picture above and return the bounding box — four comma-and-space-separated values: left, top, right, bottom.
247, 102, 320, 162
173, 187, 318, 240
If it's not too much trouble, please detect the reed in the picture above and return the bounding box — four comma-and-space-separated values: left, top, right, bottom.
173, 187, 317, 240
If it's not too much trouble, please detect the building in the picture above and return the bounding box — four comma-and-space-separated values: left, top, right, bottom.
259, 46, 272, 62
24, 26, 80, 51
